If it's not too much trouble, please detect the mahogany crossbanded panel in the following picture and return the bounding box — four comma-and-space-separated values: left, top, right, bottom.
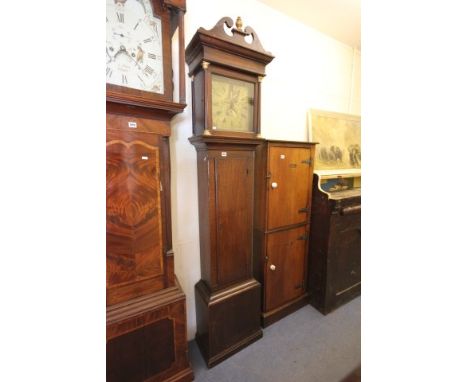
267, 146, 312, 230
264, 226, 308, 312
107, 127, 166, 305
214, 153, 254, 287
107, 318, 174, 381
106, 282, 193, 382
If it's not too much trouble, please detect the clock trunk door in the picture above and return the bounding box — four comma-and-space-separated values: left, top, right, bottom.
106, 127, 165, 304
267, 147, 312, 230
212, 151, 255, 288
264, 226, 307, 311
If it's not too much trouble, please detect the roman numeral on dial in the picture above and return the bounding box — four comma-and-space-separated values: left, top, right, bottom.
117, 12, 124, 23
122, 74, 128, 84
143, 37, 152, 43
147, 53, 156, 60
106, 67, 112, 78
143, 65, 154, 76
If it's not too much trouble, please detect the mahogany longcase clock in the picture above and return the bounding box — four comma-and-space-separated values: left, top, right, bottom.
186, 17, 274, 367
106, 1, 193, 381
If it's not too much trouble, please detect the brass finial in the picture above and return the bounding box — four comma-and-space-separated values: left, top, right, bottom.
236, 17, 243, 31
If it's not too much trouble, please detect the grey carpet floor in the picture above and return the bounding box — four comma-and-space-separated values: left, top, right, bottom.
188, 297, 361, 382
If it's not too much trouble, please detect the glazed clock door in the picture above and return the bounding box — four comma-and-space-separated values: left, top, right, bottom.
264, 226, 308, 311
106, 127, 166, 305
267, 146, 312, 230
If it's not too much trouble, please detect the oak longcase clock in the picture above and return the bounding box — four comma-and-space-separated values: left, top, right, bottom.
106, 1, 193, 381
186, 17, 274, 368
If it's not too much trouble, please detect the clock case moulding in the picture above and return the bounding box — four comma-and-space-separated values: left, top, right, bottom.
186, 17, 274, 368
106, 1, 194, 382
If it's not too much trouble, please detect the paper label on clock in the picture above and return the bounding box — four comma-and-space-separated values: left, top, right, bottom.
280, 154, 286, 159
128, 121, 137, 128
221, 152, 227, 157
212, 126, 217, 130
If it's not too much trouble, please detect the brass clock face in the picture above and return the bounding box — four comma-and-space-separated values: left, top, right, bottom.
211, 75, 255, 132
106, 0, 164, 94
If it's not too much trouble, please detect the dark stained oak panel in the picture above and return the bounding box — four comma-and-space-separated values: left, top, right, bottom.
214, 154, 254, 286
188, 135, 264, 367
106, 129, 164, 299
309, 173, 361, 314
328, 213, 361, 297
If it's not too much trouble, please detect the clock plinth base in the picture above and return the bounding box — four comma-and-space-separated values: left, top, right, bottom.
194, 279, 263, 368
107, 278, 193, 382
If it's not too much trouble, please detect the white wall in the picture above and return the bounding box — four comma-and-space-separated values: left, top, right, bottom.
170, 0, 361, 340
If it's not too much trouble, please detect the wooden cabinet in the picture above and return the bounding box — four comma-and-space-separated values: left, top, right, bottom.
254, 140, 316, 326
308, 172, 361, 314
189, 135, 263, 368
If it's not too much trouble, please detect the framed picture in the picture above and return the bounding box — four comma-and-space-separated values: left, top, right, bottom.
307, 109, 361, 170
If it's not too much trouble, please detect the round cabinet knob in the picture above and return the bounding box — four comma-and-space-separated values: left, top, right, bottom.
270, 264, 276, 271
271, 182, 278, 189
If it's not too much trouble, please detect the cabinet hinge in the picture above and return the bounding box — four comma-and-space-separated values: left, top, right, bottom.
298, 207, 309, 213
301, 158, 313, 166
298, 234, 308, 241
294, 280, 305, 290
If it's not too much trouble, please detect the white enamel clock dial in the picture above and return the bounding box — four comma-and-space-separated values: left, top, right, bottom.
106, 0, 164, 94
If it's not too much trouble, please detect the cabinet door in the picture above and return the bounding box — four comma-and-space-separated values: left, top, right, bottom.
212, 151, 255, 287
329, 212, 361, 298
267, 146, 312, 230
106, 128, 165, 304
264, 226, 308, 311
